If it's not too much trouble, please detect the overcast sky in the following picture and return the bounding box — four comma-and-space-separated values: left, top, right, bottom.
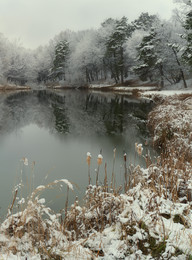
0, 0, 178, 49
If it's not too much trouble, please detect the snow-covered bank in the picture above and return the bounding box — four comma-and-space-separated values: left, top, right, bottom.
88, 83, 158, 93
113, 86, 158, 91
88, 81, 192, 98
0, 94, 191, 259
142, 89, 192, 97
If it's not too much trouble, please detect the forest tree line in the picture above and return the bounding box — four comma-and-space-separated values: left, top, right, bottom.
0, 0, 192, 88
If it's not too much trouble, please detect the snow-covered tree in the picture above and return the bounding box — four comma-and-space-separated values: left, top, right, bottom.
103, 17, 134, 84
4, 41, 29, 85
0, 33, 10, 83
125, 29, 147, 60
0, 9, 191, 88
31, 46, 53, 83
174, 0, 191, 6
173, 0, 192, 64
181, 8, 192, 68
51, 40, 69, 80
134, 17, 188, 88
132, 12, 158, 31
68, 29, 105, 84
134, 28, 161, 82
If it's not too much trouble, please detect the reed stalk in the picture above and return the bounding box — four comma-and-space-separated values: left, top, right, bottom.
124, 152, 127, 192
9, 189, 18, 214
64, 186, 69, 221
111, 148, 116, 188
86, 152, 92, 185
96, 150, 103, 186
104, 162, 108, 192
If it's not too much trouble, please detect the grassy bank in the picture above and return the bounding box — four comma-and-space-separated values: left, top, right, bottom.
0, 94, 191, 259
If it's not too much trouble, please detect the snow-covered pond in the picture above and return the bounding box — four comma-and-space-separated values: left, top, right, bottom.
0, 89, 154, 219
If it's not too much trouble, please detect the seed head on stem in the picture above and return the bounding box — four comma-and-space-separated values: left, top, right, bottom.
97, 154, 103, 166
86, 152, 92, 166
135, 143, 143, 156
86, 152, 92, 185
96, 152, 103, 186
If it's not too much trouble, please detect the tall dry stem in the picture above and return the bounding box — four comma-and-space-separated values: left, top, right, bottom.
9, 189, 18, 215
111, 148, 116, 188
64, 186, 69, 223
124, 152, 127, 192
104, 163, 108, 192
96, 151, 103, 186
86, 152, 91, 185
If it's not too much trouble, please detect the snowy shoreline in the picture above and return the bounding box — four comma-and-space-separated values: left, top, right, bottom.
88, 82, 192, 96
0, 92, 191, 259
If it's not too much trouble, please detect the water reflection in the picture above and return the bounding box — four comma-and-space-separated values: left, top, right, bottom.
0, 90, 154, 218
0, 90, 153, 137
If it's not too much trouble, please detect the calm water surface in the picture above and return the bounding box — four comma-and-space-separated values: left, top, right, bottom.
0, 89, 154, 218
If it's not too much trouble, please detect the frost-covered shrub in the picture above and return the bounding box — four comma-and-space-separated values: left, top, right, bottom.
148, 95, 192, 163
64, 185, 123, 240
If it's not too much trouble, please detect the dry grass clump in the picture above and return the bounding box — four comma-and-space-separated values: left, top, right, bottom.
146, 95, 192, 202
0, 180, 75, 259
148, 95, 192, 163
1, 199, 60, 258
64, 185, 123, 240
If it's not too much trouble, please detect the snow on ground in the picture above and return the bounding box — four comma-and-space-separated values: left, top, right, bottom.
142, 89, 192, 97
113, 86, 158, 91
89, 83, 114, 88
89, 83, 158, 92
89, 79, 192, 98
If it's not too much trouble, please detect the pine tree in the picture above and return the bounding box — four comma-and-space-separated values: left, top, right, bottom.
104, 17, 133, 84
134, 29, 159, 82
52, 40, 69, 80
182, 10, 192, 67
132, 12, 158, 31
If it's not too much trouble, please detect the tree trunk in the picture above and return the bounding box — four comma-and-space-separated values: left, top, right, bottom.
159, 63, 164, 89
85, 67, 91, 83
172, 47, 187, 88
120, 46, 124, 84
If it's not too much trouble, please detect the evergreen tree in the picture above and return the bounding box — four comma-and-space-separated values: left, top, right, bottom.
52, 40, 69, 80
182, 9, 192, 67
104, 17, 133, 84
134, 29, 159, 82
132, 12, 158, 31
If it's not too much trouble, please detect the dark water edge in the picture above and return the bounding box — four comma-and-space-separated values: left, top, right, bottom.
0, 89, 155, 219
